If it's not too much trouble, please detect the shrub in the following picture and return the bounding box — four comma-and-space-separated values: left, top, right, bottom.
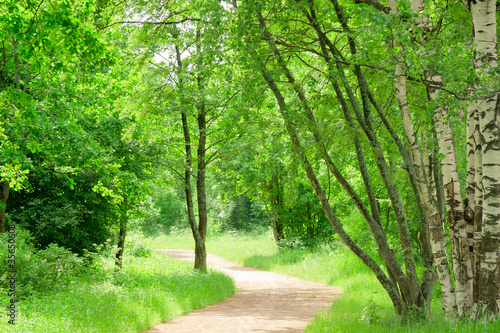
0, 227, 85, 298
126, 232, 153, 258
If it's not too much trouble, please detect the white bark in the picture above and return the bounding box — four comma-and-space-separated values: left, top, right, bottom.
473, 103, 484, 308
389, 0, 458, 315
465, 103, 476, 267
435, 105, 473, 315
396, 63, 457, 315
471, 0, 500, 315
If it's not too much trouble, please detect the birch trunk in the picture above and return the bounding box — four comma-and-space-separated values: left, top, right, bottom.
390, 0, 457, 315
471, 0, 500, 315
434, 105, 473, 315
396, 64, 457, 315
473, 103, 484, 307
114, 197, 129, 271
465, 103, 476, 279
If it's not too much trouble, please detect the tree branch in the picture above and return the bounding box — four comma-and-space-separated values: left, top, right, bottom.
354, 0, 390, 14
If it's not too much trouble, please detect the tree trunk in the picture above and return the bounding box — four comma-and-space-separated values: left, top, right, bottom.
473, 103, 484, 308
269, 173, 285, 244
465, 103, 476, 261
115, 197, 129, 271
477, 92, 500, 316
196, 85, 208, 270
258, 59, 406, 315
396, 63, 457, 315
175, 41, 207, 272
0, 181, 9, 234
182, 106, 207, 272
194, 27, 208, 271
470, 0, 500, 316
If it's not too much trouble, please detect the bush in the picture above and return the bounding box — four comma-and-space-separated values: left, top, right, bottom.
8, 173, 115, 255
0, 227, 86, 298
126, 232, 153, 258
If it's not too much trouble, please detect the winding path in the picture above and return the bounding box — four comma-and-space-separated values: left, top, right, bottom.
147, 250, 341, 333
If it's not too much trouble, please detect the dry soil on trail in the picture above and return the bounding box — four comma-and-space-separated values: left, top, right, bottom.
147, 250, 342, 333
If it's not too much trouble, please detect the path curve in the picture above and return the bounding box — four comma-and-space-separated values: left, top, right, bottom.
147, 250, 341, 333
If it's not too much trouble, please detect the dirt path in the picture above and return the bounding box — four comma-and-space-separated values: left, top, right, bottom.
147, 250, 341, 333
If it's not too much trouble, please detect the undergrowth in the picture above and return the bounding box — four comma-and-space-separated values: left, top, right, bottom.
0, 227, 235, 332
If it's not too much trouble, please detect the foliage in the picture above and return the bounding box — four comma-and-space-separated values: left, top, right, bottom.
8, 173, 116, 255
224, 194, 269, 231
140, 186, 185, 236
0, 242, 235, 333
0, 228, 86, 299
125, 232, 154, 258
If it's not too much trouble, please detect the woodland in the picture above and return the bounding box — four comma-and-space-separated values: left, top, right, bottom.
1, 0, 500, 328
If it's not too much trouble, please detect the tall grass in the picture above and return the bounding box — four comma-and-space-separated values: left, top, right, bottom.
153, 229, 500, 333
0, 232, 235, 333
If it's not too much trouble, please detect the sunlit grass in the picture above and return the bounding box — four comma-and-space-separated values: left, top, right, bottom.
0, 253, 235, 333
154, 230, 500, 333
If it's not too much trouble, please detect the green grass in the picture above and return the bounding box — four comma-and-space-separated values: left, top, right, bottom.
153, 229, 500, 332
0, 253, 235, 332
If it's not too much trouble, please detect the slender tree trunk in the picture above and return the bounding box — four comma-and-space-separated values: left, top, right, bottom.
175, 41, 207, 272
473, 103, 484, 308
434, 106, 473, 315
396, 63, 457, 315
115, 197, 129, 271
470, 0, 500, 316
194, 27, 208, 271
465, 103, 476, 278
269, 173, 285, 244
258, 59, 405, 315
182, 108, 206, 272
0, 181, 9, 233
258, 190, 284, 244
195, 84, 208, 270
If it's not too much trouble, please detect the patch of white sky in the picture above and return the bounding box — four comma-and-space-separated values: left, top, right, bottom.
144, 1, 234, 64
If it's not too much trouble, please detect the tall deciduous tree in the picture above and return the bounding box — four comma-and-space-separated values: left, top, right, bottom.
467, 0, 500, 316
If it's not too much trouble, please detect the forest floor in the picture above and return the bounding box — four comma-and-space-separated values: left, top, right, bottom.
146, 250, 342, 333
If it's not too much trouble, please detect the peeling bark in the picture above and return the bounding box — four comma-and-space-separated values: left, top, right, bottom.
473, 103, 484, 307
389, 0, 457, 315
434, 106, 473, 315
470, 0, 499, 316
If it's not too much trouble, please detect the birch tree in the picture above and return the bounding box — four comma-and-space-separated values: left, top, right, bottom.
467, 0, 500, 316
229, 0, 499, 319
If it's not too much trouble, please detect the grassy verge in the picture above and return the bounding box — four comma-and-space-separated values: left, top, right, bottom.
1, 240, 235, 332
152, 229, 500, 332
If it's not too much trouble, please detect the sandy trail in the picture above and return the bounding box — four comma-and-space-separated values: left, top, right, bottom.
147, 250, 341, 333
